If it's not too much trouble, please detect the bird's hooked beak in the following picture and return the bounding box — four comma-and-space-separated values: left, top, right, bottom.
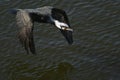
54, 20, 73, 31
61, 26, 73, 31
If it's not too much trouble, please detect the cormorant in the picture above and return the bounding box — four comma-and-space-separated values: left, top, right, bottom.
11, 6, 73, 54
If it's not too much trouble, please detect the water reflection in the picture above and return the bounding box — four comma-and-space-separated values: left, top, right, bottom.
7, 60, 74, 80
39, 62, 74, 80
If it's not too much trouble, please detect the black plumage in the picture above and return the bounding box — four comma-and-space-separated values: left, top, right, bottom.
11, 6, 73, 54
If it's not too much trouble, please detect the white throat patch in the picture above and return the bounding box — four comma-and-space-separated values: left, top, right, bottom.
49, 16, 73, 31
54, 20, 69, 29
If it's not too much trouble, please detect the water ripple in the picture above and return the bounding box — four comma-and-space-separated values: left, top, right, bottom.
0, 0, 120, 80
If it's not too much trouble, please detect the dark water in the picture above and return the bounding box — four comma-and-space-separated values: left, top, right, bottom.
0, 0, 120, 80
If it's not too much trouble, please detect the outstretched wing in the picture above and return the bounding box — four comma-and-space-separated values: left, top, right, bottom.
59, 30, 73, 44
16, 10, 36, 54
52, 8, 73, 44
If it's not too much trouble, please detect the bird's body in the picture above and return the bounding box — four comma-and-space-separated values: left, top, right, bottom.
11, 6, 73, 54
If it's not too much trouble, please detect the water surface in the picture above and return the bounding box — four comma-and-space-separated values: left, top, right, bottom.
0, 0, 120, 80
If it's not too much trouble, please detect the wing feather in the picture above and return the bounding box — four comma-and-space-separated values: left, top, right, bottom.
60, 30, 73, 44
16, 10, 36, 54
